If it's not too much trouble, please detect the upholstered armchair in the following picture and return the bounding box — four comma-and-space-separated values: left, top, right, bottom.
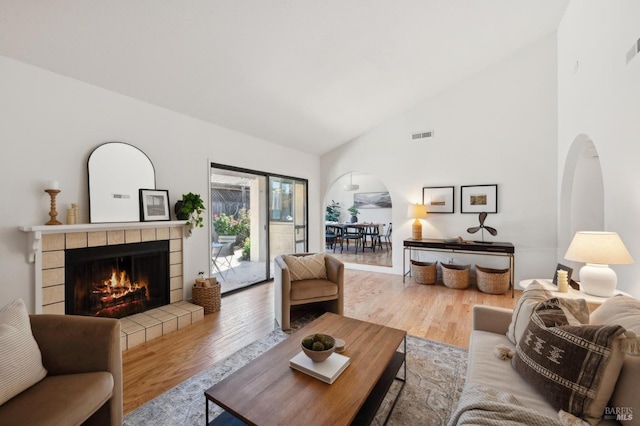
274, 253, 344, 330
0, 313, 122, 426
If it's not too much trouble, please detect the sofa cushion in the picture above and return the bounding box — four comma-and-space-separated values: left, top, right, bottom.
283, 253, 327, 281
590, 295, 640, 426
0, 372, 113, 426
467, 330, 560, 419
0, 299, 47, 406
512, 299, 626, 425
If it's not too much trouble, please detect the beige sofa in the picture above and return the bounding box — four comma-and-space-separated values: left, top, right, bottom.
458, 292, 639, 425
274, 253, 344, 330
0, 314, 122, 426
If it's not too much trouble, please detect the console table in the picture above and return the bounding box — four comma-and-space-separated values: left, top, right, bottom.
403, 238, 516, 297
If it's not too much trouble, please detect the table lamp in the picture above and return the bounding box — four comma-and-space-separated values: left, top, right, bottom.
564, 231, 634, 297
407, 204, 427, 240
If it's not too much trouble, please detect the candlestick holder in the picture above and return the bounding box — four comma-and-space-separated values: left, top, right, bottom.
45, 189, 62, 225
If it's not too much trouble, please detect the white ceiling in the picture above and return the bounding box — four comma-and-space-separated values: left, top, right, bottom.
0, 1, 568, 155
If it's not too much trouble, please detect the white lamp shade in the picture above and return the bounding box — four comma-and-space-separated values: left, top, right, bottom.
564, 231, 634, 297
564, 231, 633, 265
407, 204, 428, 219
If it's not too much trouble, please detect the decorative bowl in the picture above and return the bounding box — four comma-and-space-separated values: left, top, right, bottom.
300, 333, 335, 362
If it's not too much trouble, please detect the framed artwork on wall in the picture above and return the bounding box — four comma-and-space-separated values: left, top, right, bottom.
422, 186, 454, 213
460, 184, 498, 213
353, 192, 392, 209
139, 189, 171, 221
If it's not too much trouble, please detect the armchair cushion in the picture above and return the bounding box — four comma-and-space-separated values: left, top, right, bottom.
290, 279, 338, 301
0, 299, 47, 406
283, 253, 327, 281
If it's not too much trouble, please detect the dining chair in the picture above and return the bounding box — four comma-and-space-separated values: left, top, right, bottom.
361, 224, 380, 252
325, 225, 344, 253
380, 222, 392, 251
342, 226, 363, 253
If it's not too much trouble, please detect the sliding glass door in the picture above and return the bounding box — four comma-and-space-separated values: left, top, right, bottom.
210, 164, 307, 294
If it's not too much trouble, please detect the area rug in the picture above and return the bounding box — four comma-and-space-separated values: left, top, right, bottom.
124, 317, 467, 426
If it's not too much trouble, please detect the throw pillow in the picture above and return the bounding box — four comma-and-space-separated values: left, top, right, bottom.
0, 298, 47, 406
590, 295, 640, 426
507, 280, 553, 344
283, 253, 327, 281
512, 298, 626, 425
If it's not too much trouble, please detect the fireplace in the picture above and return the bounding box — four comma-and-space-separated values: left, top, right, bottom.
65, 241, 170, 318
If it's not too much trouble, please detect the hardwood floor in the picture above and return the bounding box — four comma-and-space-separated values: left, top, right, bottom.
122, 268, 520, 414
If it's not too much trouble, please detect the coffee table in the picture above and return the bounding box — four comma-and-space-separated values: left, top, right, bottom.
204, 312, 407, 425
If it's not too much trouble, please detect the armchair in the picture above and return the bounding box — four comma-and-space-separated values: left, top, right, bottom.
0, 314, 122, 426
274, 253, 344, 330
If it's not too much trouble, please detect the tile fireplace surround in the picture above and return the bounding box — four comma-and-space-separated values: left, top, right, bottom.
19, 221, 204, 350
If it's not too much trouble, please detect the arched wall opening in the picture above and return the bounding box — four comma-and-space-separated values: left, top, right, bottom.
559, 135, 605, 264
322, 171, 393, 268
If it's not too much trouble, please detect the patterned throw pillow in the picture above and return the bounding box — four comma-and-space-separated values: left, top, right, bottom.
283, 253, 327, 281
507, 281, 553, 344
0, 298, 48, 406
512, 298, 626, 425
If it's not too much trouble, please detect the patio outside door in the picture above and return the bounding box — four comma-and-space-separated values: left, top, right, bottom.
210, 164, 308, 294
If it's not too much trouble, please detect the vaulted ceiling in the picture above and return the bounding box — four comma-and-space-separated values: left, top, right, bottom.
0, 1, 568, 155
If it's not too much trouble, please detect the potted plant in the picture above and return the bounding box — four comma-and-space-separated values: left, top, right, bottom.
325, 200, 341, 222
348, 205, 360, 223
176, 192, 205, 234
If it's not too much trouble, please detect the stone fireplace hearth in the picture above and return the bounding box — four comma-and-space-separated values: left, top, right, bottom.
19, 221, 203, 350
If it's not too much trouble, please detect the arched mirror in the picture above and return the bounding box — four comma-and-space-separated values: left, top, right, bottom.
88, 142, 156, 223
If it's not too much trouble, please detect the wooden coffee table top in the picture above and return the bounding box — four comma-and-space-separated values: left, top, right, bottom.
205, 312, 406, 426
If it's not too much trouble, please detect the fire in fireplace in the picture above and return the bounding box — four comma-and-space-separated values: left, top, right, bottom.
65, 241, 170, 318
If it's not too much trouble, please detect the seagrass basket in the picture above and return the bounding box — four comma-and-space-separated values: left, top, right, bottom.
475, 265, 510, 295
411, 260, 437, 285
192, 280, 221, 314
440, 263, 470, 289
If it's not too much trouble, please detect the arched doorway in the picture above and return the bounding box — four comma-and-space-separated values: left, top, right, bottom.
323, 172, 393, 267
559, 135, 604, 258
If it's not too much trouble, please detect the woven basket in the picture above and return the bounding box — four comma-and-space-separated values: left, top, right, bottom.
441, 263, 470, 289
192, 280, 221, 314
411, 260, 437, 285
475, 265, 510, 294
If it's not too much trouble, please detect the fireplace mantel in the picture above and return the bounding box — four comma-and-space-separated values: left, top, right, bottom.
19, 221, 187, 314
19, 221, 187, 263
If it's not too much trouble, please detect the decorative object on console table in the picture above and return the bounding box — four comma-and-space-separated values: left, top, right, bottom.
139, 189, 171, 222
466, 211, 497, 242
564, 231, 634, 297
44, 180, 62, 225
407, 203, 427, 240
460, 184, 497, 214
551, 263, 573, 287
422, 186, 454, 214
176, 192, 205, 234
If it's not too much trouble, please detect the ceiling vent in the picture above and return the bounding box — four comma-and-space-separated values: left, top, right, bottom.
412, 130, 434, 141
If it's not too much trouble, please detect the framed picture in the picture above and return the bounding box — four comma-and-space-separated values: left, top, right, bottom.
354, 192, 392, 209
139, 189, 171, 221
461, 184, 498, 214
422, 186, 454, 213
552, 263, 573, 286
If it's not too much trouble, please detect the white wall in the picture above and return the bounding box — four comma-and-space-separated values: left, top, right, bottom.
0, 55, 321, 312
321, 34, 559, 281
558, 0, 640, 297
